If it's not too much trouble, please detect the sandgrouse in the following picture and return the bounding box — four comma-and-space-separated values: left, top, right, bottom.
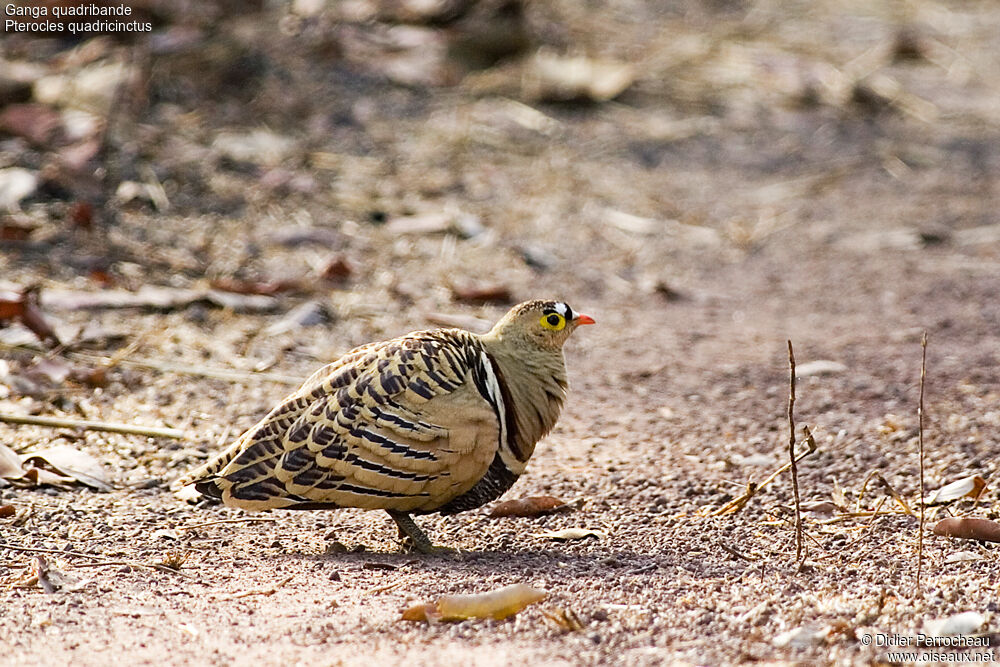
175, 300, 594, 552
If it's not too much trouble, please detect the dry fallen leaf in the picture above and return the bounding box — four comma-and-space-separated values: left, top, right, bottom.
401, 583, 547, 623
933, 517, 1000, 543
23, 466, 76, 488
35, 556, 57, 594
925, 476, 987, 505
945, 551, 983, 563
0, 286, 60, 346
320, 256, 353, 282
799, 501, 842, 515
0, 504, 16, 517
22, 444, 112, 491
0, 442, 25, 480
489, 496, 570, 518
535, 528, 606, 541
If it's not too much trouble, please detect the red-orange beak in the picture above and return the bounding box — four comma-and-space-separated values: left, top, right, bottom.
574, 313, 596, 325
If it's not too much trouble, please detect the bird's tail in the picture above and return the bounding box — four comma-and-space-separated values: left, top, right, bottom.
169, 435, 247, 492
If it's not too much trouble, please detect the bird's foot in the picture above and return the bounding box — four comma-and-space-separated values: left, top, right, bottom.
387, 510, 461, 558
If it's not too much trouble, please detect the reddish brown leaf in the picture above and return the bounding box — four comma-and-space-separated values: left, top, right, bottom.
320, 256, 353, 282
88, 268, 116, 287
20, 296, 61, 346
69, 201, 95, 229
933, 517, 1000, 543
71, 365, 108, 387
489, 495, 569, 518
0, 504, 15, 518
0, 293, 26, 320
0, 288, 60, 346
451, 283, 513, 305
0, 104, 62, 145
1, 222, 35, 241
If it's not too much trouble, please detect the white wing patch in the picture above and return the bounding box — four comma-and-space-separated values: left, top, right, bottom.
477, 350, 525, 474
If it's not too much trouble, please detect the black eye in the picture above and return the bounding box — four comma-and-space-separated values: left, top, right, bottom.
546, 314, 561, 326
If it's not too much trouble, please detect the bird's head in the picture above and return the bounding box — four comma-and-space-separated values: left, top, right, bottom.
487, 299, 595, 351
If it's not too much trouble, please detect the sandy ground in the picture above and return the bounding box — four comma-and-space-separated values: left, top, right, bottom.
2, 1, 1000, 665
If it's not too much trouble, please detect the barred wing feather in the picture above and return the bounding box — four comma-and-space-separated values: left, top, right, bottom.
187, 330, 505, 513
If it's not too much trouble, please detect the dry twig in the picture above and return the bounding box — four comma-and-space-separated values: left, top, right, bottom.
787, 340, 803, 562
0, 412, 184, 439
709, 427, 817, 516
70, 560, 195, 579
0, 541, 106, 561
816, 496, 889, 560
917, 331, 928, 594
0, 542, 194, 578
213, 575, 295, 600
858, 470, 914, 515
176, 517, 278, 532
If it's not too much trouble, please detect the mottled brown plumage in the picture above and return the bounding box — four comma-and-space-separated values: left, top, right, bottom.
175, 299, 593, 552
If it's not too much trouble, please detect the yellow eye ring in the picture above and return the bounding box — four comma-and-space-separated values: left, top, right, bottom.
540, 313, 566, 331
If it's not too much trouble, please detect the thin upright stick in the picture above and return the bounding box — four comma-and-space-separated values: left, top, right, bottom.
916, 332, 928, 594
787, 340, 803, 561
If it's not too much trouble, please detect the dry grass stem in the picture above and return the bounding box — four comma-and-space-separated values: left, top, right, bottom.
213, 575, 295, 600
917, 331, 928, 594
787, 340, 803, 562
709, 428, 817, 516
0, 412, 185, 439
0, 541, 108, 561
176, 517, 279, 532
816, 497, 889, 560
857, 471, 914, 515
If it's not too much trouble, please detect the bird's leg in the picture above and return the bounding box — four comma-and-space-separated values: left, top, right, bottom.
386, 510, 436, 554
